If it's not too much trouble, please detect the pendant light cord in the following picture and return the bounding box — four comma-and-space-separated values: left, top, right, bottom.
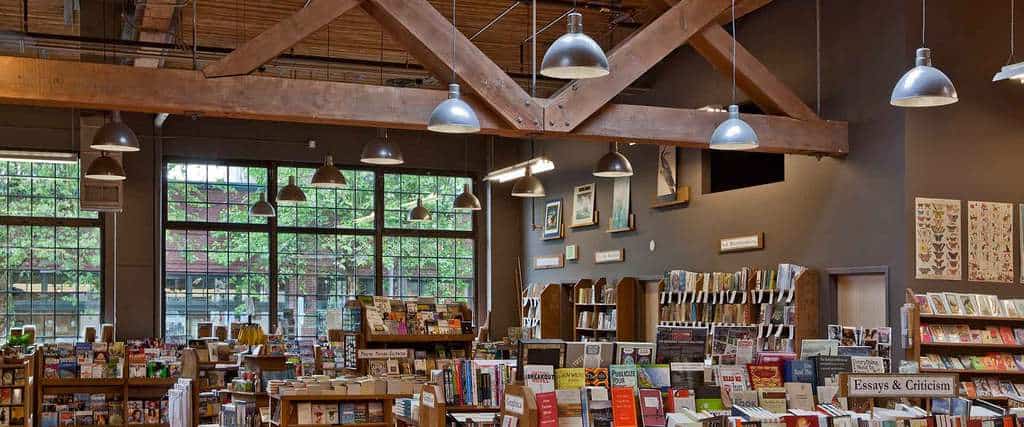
531, 0, 537, 98
730, 0, 736, 104
1009, 0, 1017, 64
921, 0, 926, 46
815, 0, 821, 115
451, 0, 457, 83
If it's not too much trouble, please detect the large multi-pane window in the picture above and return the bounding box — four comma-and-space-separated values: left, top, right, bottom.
164, 163, 270, 342
0, 160, 102, 342
163, 160, 476, 342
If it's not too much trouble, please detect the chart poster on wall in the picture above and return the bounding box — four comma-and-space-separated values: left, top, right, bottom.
967, 201, 1013, 283
609, 177, 635, 233
914, 197, 961, 280
656, 146, 677, 200
542, 199, 564, 240
571, 184, 598, 228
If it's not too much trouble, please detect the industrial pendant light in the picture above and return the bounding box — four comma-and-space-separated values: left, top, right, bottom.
427, 0, 480, 134
91, 111, 140, 152
710, 0, 758, 150
361, 128, 404, 165
593, 142, 633, 177
408, 196, 432, 222
453, 136, 481, 210
311, 155, 346, 188
512, 137, 546, 198
540, 11, 609, 79
891, 0, 957, 107
277, 175, 307, 203
85, 152, 126, 181
249, 192, 276, 217
994, 0, 1024, 82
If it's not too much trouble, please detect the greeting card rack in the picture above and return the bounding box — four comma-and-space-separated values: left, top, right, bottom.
905, 288, 1024, 406
572, 277, 637, 342
655, 266, 819, 355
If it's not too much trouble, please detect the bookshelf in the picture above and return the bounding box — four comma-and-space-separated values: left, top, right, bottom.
656, 266, 819, 355
357, 303, 475, 373
573, 277, 637, 341
521, 282, 574, 340
270, 393, 401, 427
0, 352, 35, 427
906, 288, 1024, 403
418, 384, 500, 427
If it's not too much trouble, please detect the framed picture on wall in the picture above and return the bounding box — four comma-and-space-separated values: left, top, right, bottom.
656, 145, 677, 200
542, 199, 564, 240
608, 177, 635, 233
571, 184, 598, 227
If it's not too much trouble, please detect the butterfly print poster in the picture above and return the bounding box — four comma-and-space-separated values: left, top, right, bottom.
915, 197, 961, 280
968, 201, 1014, 283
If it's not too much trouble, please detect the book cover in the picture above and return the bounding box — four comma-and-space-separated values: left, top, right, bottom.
784, 382, 815, 411
638, 389, 666, 427
585, 387, 613, 427
745, 363, 783, 389
637, 365, 671, 390
610, 387, 638, 427
525, 365, 556, 394
665, 389, 695, 413
555, 389, 584, 427
850, 356, 885, 373
757, 388, 787, 414
536, 391, 560, 427
555, 368, 586, 390
716, 365, 749, 407
585, 368, 609, 387
783, 360, 817, 384
812, 355, 852, 386
798, 339, 838, 358
668, 363, 703, 390
610, 365, 638, 389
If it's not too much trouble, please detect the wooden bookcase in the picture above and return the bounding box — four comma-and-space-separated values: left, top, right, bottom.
0, 352, 35, 427
905, 288, 1024, 403
270, 393, 402, 427
654, 267, 819, 355
416, 384, 500, 427
521, 282, 574, 340
573, 277, 637, 341
357, 303, 475, 373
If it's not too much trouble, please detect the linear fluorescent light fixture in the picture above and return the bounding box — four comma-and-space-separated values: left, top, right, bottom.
484, 157, 555, 183
993, 61, 1024, 82
0, 150, 79, 164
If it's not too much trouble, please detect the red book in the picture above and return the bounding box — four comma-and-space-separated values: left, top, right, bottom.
638, 389, 666, 427
746, 363, 783, 390
784, 416, 820, 427
1000, 327, 1016, 345
536, 391, 559, 427
611, 387, 638, 427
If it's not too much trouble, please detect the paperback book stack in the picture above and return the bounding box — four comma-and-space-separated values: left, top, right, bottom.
39, 393, 124, 427
363, 297, 469, 336
291, 401, 386, 425
41, 342, 125, 379
432, 359, 517, 407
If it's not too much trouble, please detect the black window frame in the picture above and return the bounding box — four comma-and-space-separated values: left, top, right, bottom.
160, 157, 481, 340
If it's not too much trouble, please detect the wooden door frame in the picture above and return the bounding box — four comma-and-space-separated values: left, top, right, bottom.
824, 266, 890, 327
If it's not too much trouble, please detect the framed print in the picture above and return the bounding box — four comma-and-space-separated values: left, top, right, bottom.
967, 201, 1013, 283
656, 145, 677, 199
914, 198, 961, 280
542, 199, 564, 240
608, 177, 635, 233
571, 184, 598, 227
565, 244, 578, 262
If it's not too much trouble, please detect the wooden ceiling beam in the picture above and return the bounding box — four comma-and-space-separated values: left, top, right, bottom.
202, 0, 363, 78
132, 0, 177, 68
361, 0, 542, 131
648, 0, 816, 120
544, 0, 732, 132
0, 56, 846, 156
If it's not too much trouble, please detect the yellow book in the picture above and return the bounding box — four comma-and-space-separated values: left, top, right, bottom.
555, 367, 586, 389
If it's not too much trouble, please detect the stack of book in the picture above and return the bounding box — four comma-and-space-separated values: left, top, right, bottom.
431, 359, 516, 407
578, 310, 616, 331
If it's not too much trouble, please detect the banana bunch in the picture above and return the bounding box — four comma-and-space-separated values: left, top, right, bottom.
237, 324, 267, 346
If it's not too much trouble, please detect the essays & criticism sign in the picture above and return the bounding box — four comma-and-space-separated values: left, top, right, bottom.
844, 374, 957, 397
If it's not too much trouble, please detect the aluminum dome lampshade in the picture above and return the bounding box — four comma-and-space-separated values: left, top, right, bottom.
593, 148, 633, 178
277, 175, 307, 203
891, 48, 958, 107
91, 111, 140, 152
84, 153, 126, 181
540, 12, 609, 80
249, 192, 276, 217
511, 169, 546, 198
360, 132, 405, 165
427, 84, 481, 134
311, 155, 347, 188
408, 197, 432, 222
709, 105, 759, 150
453, 183, 482, 211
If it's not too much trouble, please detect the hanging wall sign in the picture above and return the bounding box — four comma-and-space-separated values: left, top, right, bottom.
594, 249, 625, 264
841, 373, 958, 398
720, 233, 765, 253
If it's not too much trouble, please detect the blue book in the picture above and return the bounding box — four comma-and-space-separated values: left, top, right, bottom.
783, 359, 816, 384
